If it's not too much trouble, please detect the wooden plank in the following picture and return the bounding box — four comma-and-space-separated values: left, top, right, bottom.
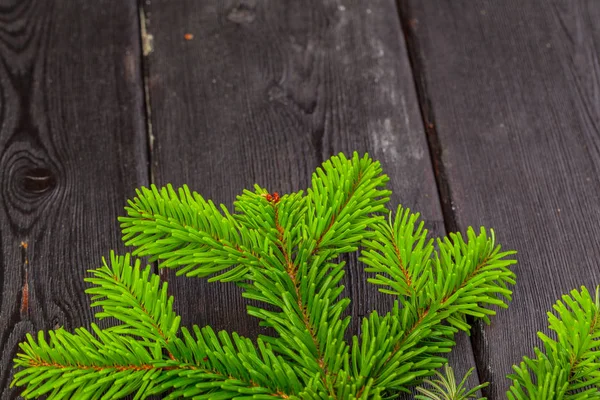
144, 0, 480, 392
0, 1, 147, 397
399, 0, 600, 397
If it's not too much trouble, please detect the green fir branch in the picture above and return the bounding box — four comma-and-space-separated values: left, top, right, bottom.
119, 183, 262, 282
85, 253, 180, 347
13, 325, 166, 399
236, 153, 391, 396
361, 206, 435, 298
20, 151, 595, 400
12, 251, 301, 399
415, 364, 488, 400
352, 209, 516, 393
507, 286, 600, 399
299, 152, 391, 262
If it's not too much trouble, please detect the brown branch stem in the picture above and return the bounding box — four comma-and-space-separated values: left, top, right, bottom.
274, 204, 334, 398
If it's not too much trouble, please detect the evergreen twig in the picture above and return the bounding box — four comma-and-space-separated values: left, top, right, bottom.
11, 152, 593, 399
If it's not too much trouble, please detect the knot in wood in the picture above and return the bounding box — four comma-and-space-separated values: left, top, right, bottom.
21, 167, 56, 194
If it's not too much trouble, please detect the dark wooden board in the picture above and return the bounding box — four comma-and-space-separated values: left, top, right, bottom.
0, 1, 147, 397
399, 0, 600, 397
144, 0, 480, 393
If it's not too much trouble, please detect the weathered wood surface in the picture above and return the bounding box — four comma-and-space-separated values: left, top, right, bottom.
2, 0, 598, 399
400, 0, 600, 397
143, 0, 480, 392
0, 1, 147, 398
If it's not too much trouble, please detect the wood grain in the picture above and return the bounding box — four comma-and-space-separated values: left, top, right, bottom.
399, 0, 600, 397
144, 0, 481, 393
0, 1, 147, 397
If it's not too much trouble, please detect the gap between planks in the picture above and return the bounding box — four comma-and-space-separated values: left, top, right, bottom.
395, 0, 487, 395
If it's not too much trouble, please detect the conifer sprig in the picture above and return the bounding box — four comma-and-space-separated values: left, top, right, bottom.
353, 208, 517, 393
507, 286, 600, 399
85, 253, 180, 346
11, 152, 528, 399
415, 364, 488, 400
237, 153, 392, 395
12, 252, 301, 399
119, 183, 262, 282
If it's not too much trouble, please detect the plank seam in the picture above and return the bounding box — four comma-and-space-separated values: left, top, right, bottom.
137, 1, 155, 185
395, 3, 458, 234
394, 0, 488, 395
136, 1, 161, 293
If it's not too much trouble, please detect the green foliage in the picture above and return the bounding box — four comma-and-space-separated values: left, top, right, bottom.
11, 152, 521, 399
415, 364, 488, 400
507, 287, 600, 400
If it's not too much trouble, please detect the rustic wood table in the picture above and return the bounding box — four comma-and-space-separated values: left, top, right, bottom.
1, 1, 599, 398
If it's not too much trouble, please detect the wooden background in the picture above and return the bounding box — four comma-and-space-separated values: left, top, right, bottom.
1, 1, 599, 398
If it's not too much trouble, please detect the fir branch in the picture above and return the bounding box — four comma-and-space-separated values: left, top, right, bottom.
237, 189, 351, 396
415, 364, 488, 400
85, 252, 180, 351
298, 152, 391, 263
354, 220, 516, 393
155, 325, 303, 399
12, 326, 298, 400
237, 153, 390, 396
12, 325, 166, 399
12, 252, 302, 399
431, 227, 516, 329
507, 286, 600, 399
11, 152, 532, 399
361, 206, 434, 298
119, 184, 261, 282
241, 197, 332, 372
